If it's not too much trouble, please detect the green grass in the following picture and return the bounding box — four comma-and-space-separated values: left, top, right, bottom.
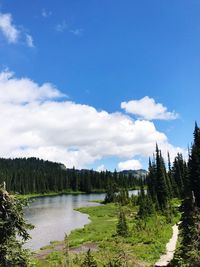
34, 200, 181, 267
16, 190, 86, 200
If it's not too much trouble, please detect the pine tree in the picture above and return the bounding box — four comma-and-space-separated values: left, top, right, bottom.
116, 188, 129, 205
116, 210, 128, 237
81, 249, 97, 267
104, 183, 118, 203
155, 145, 169, 210
138, 182, 154, 218
0, 184, 33, 267
174, 123, 200, 266
189, 122, 200, 207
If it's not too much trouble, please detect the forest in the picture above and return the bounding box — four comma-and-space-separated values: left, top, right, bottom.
0, 158, 145, 194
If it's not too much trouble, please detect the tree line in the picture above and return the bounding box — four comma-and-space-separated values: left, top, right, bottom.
0, 157, 144, 194
141, 124, 200, 266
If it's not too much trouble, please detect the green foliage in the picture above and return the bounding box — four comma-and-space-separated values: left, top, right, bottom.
189, 122, 200, 207
36, 200, 180, 267
137, 195, 154, 219
174, 123, 200, 266
116, 209, 128, 237
63, 234, 70, 267
171, 153, 187, 198
137, 182, 154, 219
115, 188, 129, 205
81, 249, 97, 267
0, 186, 33, 267
103, 183, 118, 204
147, 145, 171, 211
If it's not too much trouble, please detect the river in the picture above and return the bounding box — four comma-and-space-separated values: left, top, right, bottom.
24, 191, 138, 251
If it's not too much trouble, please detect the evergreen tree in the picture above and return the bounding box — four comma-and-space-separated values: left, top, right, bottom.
0, 184, 33, 267
138, 182, 154, 218
116, 188, 129, 205
155, 145, 169, 209
104, 183, 118, 203
146, 157, 157, 204
171, 153, 186, 198
173, 123, 200, 266
147, 145, 170, 211
116, 210, 128, 237
81, 249, 97, 267
189, 122, 200, 207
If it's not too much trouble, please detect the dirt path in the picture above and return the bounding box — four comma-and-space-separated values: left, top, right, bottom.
154, 223, 179, 267
34, 242, 98, 260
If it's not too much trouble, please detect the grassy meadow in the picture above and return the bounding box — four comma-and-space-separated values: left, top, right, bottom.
32, 199, 181, 267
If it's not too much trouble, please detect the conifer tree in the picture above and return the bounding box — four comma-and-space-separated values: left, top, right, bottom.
138, 182, 154, 218
116, 210, 128, 237
104, 183, 118, 203
0, 184, 33, 267
155, 145, 169, 209
147, 157, 159, 198
174, 123, 200, 266
189, 122, 200, 207
81, 249, 97, 267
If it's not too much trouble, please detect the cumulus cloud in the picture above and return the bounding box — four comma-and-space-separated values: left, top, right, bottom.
0, 70, 184, 168
118, 159, 142, 171
0, 12, 34, 47
0, 13, 19, 43
0, 70, 63, 103
121, 96, 178, 120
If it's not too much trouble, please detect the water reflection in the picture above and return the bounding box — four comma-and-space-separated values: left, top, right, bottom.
24, 193, 105, 250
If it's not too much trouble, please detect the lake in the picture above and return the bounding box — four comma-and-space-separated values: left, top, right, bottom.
24, 191, 138, 250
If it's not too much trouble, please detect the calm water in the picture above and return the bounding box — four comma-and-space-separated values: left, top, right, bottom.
24, 191, 138, 250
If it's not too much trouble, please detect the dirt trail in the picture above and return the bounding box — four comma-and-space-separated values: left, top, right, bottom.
34, 242, 98, 260
154, 223, 179, 267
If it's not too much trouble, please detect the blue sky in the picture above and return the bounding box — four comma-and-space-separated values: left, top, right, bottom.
0, 0, 199, 170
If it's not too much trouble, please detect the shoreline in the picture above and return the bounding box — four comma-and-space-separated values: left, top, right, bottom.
16, 187, 140, 200
17, 190, 106, 200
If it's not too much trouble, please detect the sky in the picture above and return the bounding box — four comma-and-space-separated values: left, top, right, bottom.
0, 0, 199, 171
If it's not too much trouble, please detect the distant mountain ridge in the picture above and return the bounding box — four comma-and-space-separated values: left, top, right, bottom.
118, 169, 147, 178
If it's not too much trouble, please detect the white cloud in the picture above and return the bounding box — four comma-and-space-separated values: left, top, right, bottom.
42, 9, 52, 18
0, 70, 184, 169
96, 164, 107, 172
0, 13, 19, 43
121, 96, 178, 120
0, 12, 34, 48
118, 159, 142, 171
25, 34, 34, 48
55, 20, 68, 32
70, 28, 83, 36
0, 70, 63, 103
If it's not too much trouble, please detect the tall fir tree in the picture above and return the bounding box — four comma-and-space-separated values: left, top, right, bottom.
189, 122, 200, 207
116, 209, 128, 237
